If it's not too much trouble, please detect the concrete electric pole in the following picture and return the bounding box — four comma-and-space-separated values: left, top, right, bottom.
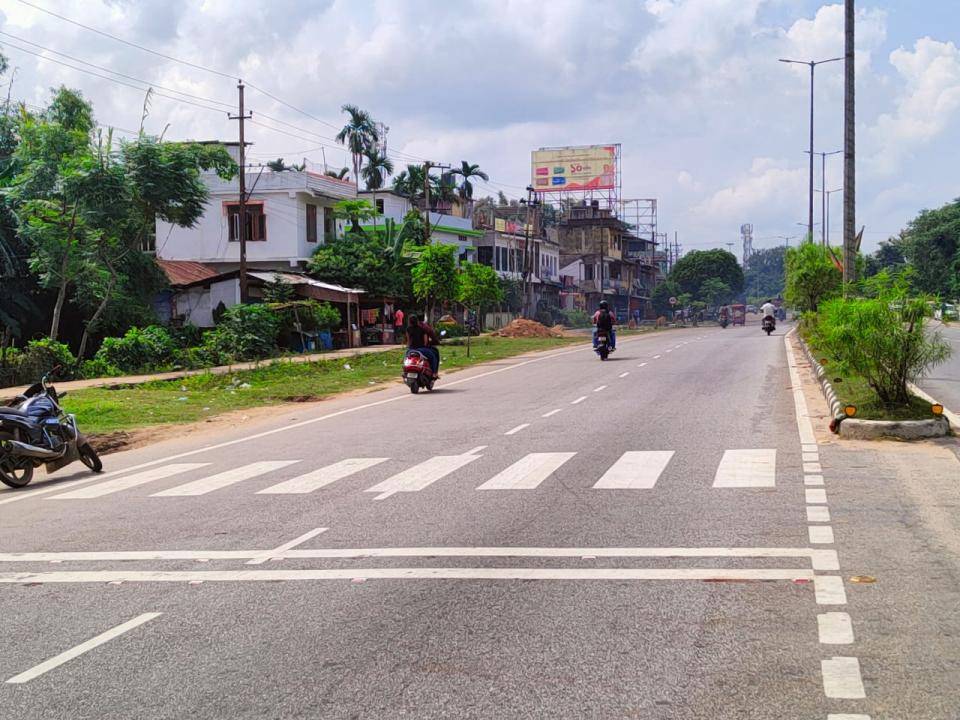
843, 0, 857, 285
229, 80, 252, 303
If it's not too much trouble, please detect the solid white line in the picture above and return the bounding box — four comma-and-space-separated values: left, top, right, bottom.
809, 526, 835, 544
48, 464, 210, 500
593, 451, 674, 489
504, 423, 531, 435
784, 331, 817, 445
571, 396, 587, 404
806, 488, 828, 504
0, 546, 838, 568
365, 454, 480, 495
712, 449, 777, 488
464, 445, 488, 456
151, 461, 298, 497
0, 339, 637, 507
804, 474, 825, 486
0, 568, 816, 584
804, 462, 823, 473
541, 409, 562, 418
818, 612, 854, 644
5, 613, 161, 684
477, 453, 576, 490
827, 715, 871, 719
908, 381, 960, 430
593, 385, 607, 392
821, 657, 866, 699
807, 506, 831, 522
246, 528, 328, 565
257, 458, 387, 494
618, 372, 630, 378
814, 575, 847, 605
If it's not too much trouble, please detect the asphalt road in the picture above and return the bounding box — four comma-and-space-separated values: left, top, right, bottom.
2, 321, 959, 719
920, 321, 960, 415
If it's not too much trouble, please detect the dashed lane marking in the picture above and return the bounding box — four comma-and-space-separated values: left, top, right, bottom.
821, 657, 866, 699
814, 576, 847, 605
818, 613, 854, 644
504, 423, 531, 435
593, 385, 607, 392
571, 396, 587, 404
807, 506, 831, 522
542, 409, 562, 418
808, 526, 835, 544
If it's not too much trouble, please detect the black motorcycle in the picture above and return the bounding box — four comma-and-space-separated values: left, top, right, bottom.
762, 316, 776, 336
0, 368, 102, 488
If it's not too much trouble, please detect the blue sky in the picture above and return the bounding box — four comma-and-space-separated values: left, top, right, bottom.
1, 0, 958, 255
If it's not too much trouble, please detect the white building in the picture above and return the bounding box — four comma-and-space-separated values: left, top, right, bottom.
156, 153, 357, 273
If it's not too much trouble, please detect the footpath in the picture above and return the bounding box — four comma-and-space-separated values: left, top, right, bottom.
0, 344, 401, 400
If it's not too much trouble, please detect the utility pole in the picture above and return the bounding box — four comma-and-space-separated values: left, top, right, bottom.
843, 0, 857, 285
422, 161, 432, 244
780, 56, 842, 243
229, 80, 253, 303
811, 150, 843, 245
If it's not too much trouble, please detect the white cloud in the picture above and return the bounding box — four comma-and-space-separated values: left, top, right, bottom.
691, 157, 808, 229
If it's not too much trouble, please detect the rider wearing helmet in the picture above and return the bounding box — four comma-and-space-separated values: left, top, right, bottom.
592, 300, 617, 352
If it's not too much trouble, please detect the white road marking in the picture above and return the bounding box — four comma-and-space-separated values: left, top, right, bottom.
365, 454, 480, 496
571, 396, 587, 404
464, 446, 488, 455
802, 444, 819, 453
665, 349, 673, 353
593, 451, 674, 489
827, 715, 871, 719
818, 613, 854, 644
821, 657, 866, 698
257, 459, 387, 494
804, 462, 823, 473
618, 372, 630, 378
5, 613, 161, 684
653, 354, 662, 359
784, 331, 817, 445
804, 474, 825, 486
246, 528, 328, 565
807, 506, 831, 522
809, 526, 835, 544
477, 453, 576, 490
637, 362, 648, 367
151, 461, 298, 497
504, 423, 530, 435
814, 576, 847, 605
0, 546, 838, 569
0, 568, 816, 584
48, 464, 210, 500
541, 409, 562, 418
806, 488, 828, 504
712, 449, 776, 487
802, 452, 820, 462
593, 385, 607, 392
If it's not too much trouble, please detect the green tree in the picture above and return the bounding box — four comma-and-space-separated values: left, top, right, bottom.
333, 199, 378, 235
335, 104, 379, 183
743, 246, 787, 298
896, 199, 960, 296
411, 243, 458, 318
783, 242, 842, 312
361, 148, 394, 191
699, 277, 733, 308
324, 167, 350, 180
669, 249, 744, 300
651, 280, 680, 317
457, 261, 503, 322
451, 161, 489, 201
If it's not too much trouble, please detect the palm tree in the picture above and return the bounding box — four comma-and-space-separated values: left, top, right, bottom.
361, 148, 394, 191
335, 105, 379, 184
451, 161, 489, 200
392, 164, 428, 203
325, 167, 350, 180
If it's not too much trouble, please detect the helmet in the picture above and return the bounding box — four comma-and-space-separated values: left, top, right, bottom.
599, 301, 609, 310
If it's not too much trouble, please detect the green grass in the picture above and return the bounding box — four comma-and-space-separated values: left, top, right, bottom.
63, 336, 580, 436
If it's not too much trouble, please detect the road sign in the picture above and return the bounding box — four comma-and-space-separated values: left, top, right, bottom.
669, 297, 677, 306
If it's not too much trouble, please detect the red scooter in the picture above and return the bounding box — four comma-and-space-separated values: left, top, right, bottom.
402, 350, 437, 394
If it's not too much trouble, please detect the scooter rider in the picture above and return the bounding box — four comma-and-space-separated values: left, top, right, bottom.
593, 301, 617, 352
406, 314, 441, 376
760, 300, 776, 322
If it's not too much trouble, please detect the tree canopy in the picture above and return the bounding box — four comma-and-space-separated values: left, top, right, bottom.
783, 243, 842, 312
892, 199, 960, 297
669, 249, 744, 300
743, 246, 787, 299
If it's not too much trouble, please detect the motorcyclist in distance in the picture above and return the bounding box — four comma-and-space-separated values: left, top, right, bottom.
593, 301, 617, 352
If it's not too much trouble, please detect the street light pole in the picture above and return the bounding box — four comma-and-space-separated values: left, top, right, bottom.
810, 150, 843, 245
780, 57, 843, 244
824, 188, 842, 246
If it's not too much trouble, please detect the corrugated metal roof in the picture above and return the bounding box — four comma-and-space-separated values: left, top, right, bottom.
247, 271, 365, 294
156, 259, 219, 286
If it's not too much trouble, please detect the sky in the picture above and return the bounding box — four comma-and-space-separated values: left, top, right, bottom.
1, 0, 959, 256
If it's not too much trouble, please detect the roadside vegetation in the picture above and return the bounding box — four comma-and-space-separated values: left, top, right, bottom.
63, 335, 580, 437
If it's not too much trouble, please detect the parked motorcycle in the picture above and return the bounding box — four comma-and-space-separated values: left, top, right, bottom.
762, 316, 776, 336
595, 332, 611, 361
0, 367, 102, 488
402, 350, 437, 394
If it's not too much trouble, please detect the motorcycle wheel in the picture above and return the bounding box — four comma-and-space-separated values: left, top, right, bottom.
409, 382, 420, 394
599, 348, 609, 361
79, 443, 103, 473
426, 379, 435, 392
0, 431, 34, 488
765, 327, 773, 336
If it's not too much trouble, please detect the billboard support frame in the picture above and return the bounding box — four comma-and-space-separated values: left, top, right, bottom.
532, 144, 621, 215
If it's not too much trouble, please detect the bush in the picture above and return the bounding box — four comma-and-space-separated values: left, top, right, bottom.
169, 324, 203, 349
784, 243, 842, 312
94, 325, 178, 373
559, 309, 591, 328
203, 304, 281, 361
436, 321, 466, 338
811, 274, 951, 406
18, 338, 78, 381
80, 357, 122, 379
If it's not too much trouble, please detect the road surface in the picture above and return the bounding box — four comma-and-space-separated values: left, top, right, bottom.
2, 322, 958, 719
920, 321, 960, 416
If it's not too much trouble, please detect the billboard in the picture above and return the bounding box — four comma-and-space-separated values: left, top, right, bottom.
495, 218, 533, 236
531, 145, 617, 192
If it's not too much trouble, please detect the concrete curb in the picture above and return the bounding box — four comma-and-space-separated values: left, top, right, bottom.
796, 335, 950, 440
908, 382, 960, 433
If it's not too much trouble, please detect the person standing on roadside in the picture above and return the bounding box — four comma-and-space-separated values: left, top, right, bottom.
394, 307, 405, 344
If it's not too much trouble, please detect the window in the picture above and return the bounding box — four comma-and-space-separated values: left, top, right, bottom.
478, 246, 493, 266
584, 264, 594, 281
497, 246, 508, 271
227, 203, 266, 242
375, 199, 385, 214
323, 207, 335, 242
306, 204, 318, 243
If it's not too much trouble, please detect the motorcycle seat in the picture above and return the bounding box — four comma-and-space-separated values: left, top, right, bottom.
0, 406, 31, 417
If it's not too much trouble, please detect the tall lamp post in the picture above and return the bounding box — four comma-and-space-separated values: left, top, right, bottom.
779, 56, 843, 244
808, 150, 843, 245
824, 188, 843, 246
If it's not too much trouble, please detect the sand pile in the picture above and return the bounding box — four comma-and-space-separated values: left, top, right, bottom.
492, 319, 566, 338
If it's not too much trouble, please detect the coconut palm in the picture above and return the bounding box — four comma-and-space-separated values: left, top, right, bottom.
335, 105, 379, 184
325, 167, 350, 180
392, 164, 428, 203
361, 148, 394, 191
451, 161, 489, 200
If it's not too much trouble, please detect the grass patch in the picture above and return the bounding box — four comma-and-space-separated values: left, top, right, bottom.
63, 336, 580, 435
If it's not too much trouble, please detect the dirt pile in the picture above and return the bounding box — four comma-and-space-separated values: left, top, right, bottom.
492, 319, 566, 338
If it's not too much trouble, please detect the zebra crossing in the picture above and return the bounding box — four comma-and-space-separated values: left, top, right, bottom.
41, 448, 785, 503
